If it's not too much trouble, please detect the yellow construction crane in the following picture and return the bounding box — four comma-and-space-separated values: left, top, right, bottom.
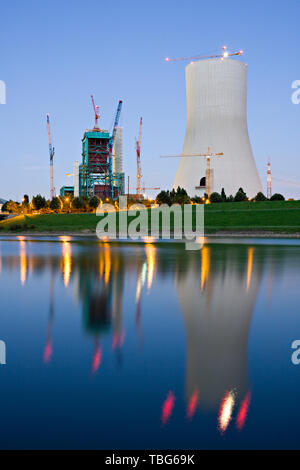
161, 147, 223, 198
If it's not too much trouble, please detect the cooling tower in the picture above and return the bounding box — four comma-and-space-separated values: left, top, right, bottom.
173, 58, 262, 198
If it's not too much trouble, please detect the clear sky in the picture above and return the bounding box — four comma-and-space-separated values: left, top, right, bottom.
0, 0, 299, 201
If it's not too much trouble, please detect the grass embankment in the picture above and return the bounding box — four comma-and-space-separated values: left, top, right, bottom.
0, 200, 300, 234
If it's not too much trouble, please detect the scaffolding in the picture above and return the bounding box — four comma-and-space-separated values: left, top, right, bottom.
79, 129, 124, 200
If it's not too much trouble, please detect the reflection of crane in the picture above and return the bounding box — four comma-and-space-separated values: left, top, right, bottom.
91, 94, 100, 129
135, 118, 143, 197
46, 114, 55, 200
161, 147, 223, 198
165, 45, 243, 63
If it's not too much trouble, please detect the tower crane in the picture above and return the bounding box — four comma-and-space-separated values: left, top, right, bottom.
135, 117, 143, 197
91, 94, 100, 129
161, 147, 223, 198
165, 45, 243, 63
129, 184, 160, 195
109, 100, 123, 170
267, 160, 272, 199
46, 113, 55, 200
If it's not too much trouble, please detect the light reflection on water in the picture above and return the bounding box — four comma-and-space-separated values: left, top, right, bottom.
0, 236, 300, 449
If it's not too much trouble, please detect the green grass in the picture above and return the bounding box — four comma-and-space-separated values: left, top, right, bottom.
204, 200, 300, 233
0, 200, 300, 234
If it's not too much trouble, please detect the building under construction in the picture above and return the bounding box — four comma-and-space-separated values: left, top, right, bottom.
77, 98, 125, 200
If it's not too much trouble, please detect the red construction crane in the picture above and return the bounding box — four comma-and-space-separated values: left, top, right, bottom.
91, 94, 100, 129
135, 117, 143, 197
165, 45, 243, 63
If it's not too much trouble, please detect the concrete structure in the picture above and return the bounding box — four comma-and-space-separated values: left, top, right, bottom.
173, 58, 262, 198
114, 127, 123, 174
74, 160, 79, 197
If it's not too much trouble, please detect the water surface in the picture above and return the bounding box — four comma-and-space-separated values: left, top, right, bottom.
0, 236, 300, 449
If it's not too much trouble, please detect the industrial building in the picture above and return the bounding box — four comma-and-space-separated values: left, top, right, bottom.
76, 98, 124, 200
173, 53, 263, 198
60, 186, 74, 198
0, 198, 7, 211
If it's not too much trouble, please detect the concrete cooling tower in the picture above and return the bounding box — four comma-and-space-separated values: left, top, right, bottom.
173, 58, 262, 198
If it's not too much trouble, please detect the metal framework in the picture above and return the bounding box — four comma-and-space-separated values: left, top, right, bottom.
267, 160, 272, 199
79, 130, 124, 199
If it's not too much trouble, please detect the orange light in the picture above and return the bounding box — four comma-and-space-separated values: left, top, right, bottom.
218, 390, 235, 433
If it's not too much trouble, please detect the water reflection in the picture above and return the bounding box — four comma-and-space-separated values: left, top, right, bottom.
1, 237, 299, 446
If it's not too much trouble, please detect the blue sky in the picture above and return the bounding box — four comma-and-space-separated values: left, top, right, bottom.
0, 0, 299, 200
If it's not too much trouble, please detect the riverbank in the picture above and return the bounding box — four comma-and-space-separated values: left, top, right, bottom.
0, 200, 300, 236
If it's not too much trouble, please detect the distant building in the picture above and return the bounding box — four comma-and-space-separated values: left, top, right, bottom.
0, 198, 7, 211
60, 186, 74, 198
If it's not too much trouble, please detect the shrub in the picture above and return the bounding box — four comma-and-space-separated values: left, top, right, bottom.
156, 191, 171, 206
50, 197, 60, 211
234, 187, 248, 202
89, 196, 100, 209
210, 192, 223, 203
255, 192, 267, 201
270, 193, 285, 201
72, 197, 84, 209
221, 188, 227, 202
32, 194, 46, 210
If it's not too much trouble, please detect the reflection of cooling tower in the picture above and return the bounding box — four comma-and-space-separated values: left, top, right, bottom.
176, 246, 262, 410
173, 59, 262, 198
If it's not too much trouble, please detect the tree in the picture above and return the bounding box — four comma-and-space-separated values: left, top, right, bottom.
234, 187, 248, 202
5, 200, 21, 213
89, 196, 100, 210
191, 196, 203, 204
210, 192, 223, 203
72, 197, 84, 209
221, 188, 227, 202
255, 192, 267, 201
32, 194, 46, 210
270, 193, 285, 201
156, 190, 171, 206
50, 197, 60, 211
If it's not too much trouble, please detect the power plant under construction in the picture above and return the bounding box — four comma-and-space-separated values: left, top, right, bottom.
50, 46, 264, 202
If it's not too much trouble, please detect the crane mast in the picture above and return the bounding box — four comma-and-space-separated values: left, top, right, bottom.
46, 113, 55, 199
91, 94, 100, 129
110, 100, 123, 173
136, 117, 143, 198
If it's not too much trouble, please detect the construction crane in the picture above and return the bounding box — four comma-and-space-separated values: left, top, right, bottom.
46, 113, 55, 200
129, 184, 160, 195
109, 100, 123, 169
91, 94, 100, 129
161, 147, 223, 198
135, 117, 143, 197
267, 160, 272, 199
165, 45, 243, 63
